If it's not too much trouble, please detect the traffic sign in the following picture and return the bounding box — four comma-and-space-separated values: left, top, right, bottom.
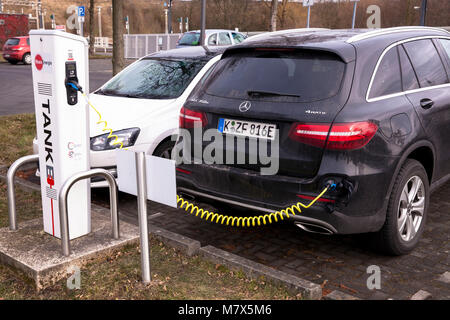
77, 6, 85, 17
303, 0, 314, 7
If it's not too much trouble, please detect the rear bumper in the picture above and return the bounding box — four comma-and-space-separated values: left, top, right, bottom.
2, 51, 23, 60
176, 154, 399, 235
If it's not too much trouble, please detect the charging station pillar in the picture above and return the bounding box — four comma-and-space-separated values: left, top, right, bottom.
30, 30, 91, 240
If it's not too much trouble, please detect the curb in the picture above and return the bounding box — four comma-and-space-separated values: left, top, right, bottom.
149, 225, 201, 257
199, 245, 322, 300
323, 290, 361, 300
410, 290, 432, 300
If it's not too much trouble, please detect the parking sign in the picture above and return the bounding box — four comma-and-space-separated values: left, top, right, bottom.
77, 6, 85, 17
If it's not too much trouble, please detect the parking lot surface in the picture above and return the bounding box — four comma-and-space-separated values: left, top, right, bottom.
92, 181, 449, 300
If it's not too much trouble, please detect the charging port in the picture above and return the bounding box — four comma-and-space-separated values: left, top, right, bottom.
321, 176, 356, 208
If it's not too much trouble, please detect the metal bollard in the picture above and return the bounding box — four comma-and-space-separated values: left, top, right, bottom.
58, 168, 119, 256
6, 154, 40, 230
135, 152, 151, 284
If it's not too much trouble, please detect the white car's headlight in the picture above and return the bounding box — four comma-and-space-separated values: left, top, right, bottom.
90, 128, 140, 151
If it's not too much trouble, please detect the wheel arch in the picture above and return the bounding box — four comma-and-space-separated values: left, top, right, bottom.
387, 140, 436, 201
151, 134, 178, 156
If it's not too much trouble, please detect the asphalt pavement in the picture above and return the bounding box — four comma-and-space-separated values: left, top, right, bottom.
0, 59, 113, 116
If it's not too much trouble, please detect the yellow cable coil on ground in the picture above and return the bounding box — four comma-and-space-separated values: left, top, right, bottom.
84, 92, 329, 227
176, 187, 329, 227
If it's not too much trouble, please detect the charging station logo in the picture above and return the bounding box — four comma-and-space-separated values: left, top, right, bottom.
35, 54, 43, 71
35, 54, 53, 72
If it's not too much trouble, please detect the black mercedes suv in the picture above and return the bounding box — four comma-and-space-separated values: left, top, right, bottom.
176, 27, 450, 255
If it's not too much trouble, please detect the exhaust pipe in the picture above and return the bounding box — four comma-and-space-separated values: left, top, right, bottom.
295, 222, 334, 235
178, 191, 195, 201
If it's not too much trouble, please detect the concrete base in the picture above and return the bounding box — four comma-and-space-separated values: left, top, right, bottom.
0, 207, 140, 290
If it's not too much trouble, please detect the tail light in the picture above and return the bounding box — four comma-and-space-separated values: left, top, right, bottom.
179, 106, 208, 129
289, 121, 378, 150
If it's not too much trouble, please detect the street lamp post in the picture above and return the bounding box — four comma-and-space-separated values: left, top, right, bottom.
37, 0, 44, 29
419, 0, 428, 26
200, 0, 206, 46
168, 0, 173, 34
97, 6, 102, 37
164, 8, 168, 34
351, 0, 359, 29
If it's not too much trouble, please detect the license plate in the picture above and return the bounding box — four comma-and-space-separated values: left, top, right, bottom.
218, 118, 276, 140
3, 54, 9, 58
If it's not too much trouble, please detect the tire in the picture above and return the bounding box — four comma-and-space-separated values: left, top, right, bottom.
370, 159, 429, 255
153, 139, 176, 159
22, 53, 31, 65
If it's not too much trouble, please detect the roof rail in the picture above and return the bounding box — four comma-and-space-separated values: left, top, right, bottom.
248, 28, 330, 41
346, 26, 449, 43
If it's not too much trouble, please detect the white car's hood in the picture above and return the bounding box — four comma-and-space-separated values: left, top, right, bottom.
87, 93, 178, 137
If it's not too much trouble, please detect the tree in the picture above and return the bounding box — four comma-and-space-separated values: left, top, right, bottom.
270, 0, 278, 31
89, 0, 95, 56
112, 0, 124, 76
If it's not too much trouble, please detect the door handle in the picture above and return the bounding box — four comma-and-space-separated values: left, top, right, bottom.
420, 98, 434, 110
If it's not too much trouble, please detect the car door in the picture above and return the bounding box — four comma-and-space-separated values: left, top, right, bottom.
231, 32, 245, 45
207, 33, 218, 46
218, 32, 232, 46
403, 38, 450, 181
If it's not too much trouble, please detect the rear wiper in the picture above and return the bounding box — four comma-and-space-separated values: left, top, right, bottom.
247, 90, 301, 98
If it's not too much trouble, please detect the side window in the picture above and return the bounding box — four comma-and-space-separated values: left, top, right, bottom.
398, 45, 420, 91
438, 39, 450, 68
232, 32, 245, 44
26, 38, 30, 46
403, 39, 448, 87
369, 47, 402, 99
208, 33, 217, 46
218, 32, 232, 46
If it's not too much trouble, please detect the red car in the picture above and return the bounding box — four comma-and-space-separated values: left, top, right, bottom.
2, 36, 31, 65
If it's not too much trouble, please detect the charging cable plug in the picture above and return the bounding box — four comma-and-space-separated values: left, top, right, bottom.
324, 180, 337, 191
66, 81, 84, 93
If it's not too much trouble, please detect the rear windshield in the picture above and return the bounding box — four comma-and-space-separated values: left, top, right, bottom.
5, 38, 20, 46
179, 32, 200, 46
98, 58, 207, 99
204, 49, 346, 102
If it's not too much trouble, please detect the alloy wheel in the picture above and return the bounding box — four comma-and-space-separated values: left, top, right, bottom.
24, 54, 32, 65
397, 175, 425, 242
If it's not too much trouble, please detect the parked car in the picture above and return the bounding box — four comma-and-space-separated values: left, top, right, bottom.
2, 36, 31, 65
176, 29, 247, 47
33, 46, 225, 187
176, 27, 450, 255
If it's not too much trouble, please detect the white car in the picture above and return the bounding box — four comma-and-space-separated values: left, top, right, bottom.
176, 29, 247, 47
33, 46, 224, 187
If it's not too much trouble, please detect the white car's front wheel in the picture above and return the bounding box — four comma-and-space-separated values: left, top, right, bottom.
153, 140, 176, 159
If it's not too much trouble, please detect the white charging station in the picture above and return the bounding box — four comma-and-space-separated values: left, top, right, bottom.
30, 30, 91, 240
